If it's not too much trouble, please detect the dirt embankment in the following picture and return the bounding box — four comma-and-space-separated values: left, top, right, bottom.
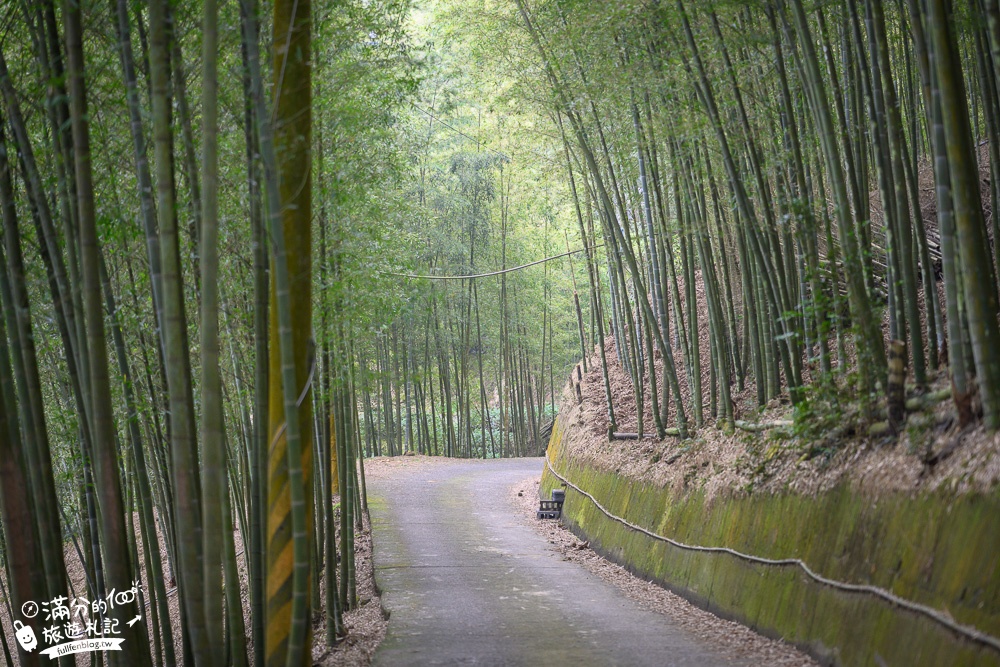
565, 347, 1000, 504
570, 235, 998, 503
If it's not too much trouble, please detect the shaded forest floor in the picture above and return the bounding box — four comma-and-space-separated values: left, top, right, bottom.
567, 294, 1000, 504
312, 510, 385, 667
565, 353, 1000, 505
0, 500, 383, 666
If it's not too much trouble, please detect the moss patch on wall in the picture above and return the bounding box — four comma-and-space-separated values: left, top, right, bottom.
543, 417, 1000, 666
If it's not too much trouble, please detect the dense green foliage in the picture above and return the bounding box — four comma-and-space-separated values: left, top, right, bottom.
1, 0, 1000, 664
454, 0, 1000, 439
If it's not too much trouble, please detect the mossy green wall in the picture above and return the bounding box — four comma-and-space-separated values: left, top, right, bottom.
543, 417, 1000, 666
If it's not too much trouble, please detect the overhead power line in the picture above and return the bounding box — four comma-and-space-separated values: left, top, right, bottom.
410, 102, 509, 161
386, 243, 603, 280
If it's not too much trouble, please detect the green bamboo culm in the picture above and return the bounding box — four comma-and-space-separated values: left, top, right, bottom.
243, 0, 315, 663
927, 0, 1000, 430
0, 221, 46, 667
64, 0, 151, 662
149, 0, 207, 661
199, 0, 227, 662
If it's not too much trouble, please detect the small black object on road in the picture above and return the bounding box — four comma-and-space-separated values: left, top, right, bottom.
537, 488, 564, 519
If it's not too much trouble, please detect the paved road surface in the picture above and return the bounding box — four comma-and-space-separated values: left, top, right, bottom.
368, 457, 750, 666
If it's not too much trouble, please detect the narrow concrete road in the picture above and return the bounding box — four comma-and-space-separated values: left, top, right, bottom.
368, 457, 750, 667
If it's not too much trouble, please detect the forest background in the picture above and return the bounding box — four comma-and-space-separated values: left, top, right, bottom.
2, 0, 999, 665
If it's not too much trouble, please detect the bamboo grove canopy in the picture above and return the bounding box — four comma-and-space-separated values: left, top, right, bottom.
2, 0, 1000, 666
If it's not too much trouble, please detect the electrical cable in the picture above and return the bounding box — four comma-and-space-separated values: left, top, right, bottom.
386, 243, 603, 280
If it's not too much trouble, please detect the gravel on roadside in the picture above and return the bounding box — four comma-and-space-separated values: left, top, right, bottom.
509, 476, 819, 667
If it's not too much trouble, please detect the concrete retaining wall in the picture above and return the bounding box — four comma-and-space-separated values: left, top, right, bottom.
541, 417, 1000, 666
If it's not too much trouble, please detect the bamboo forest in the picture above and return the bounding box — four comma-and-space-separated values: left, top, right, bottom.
1, 0, 1000, 665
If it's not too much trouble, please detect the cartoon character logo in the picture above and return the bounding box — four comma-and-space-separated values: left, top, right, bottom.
14, 620, 37, 652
